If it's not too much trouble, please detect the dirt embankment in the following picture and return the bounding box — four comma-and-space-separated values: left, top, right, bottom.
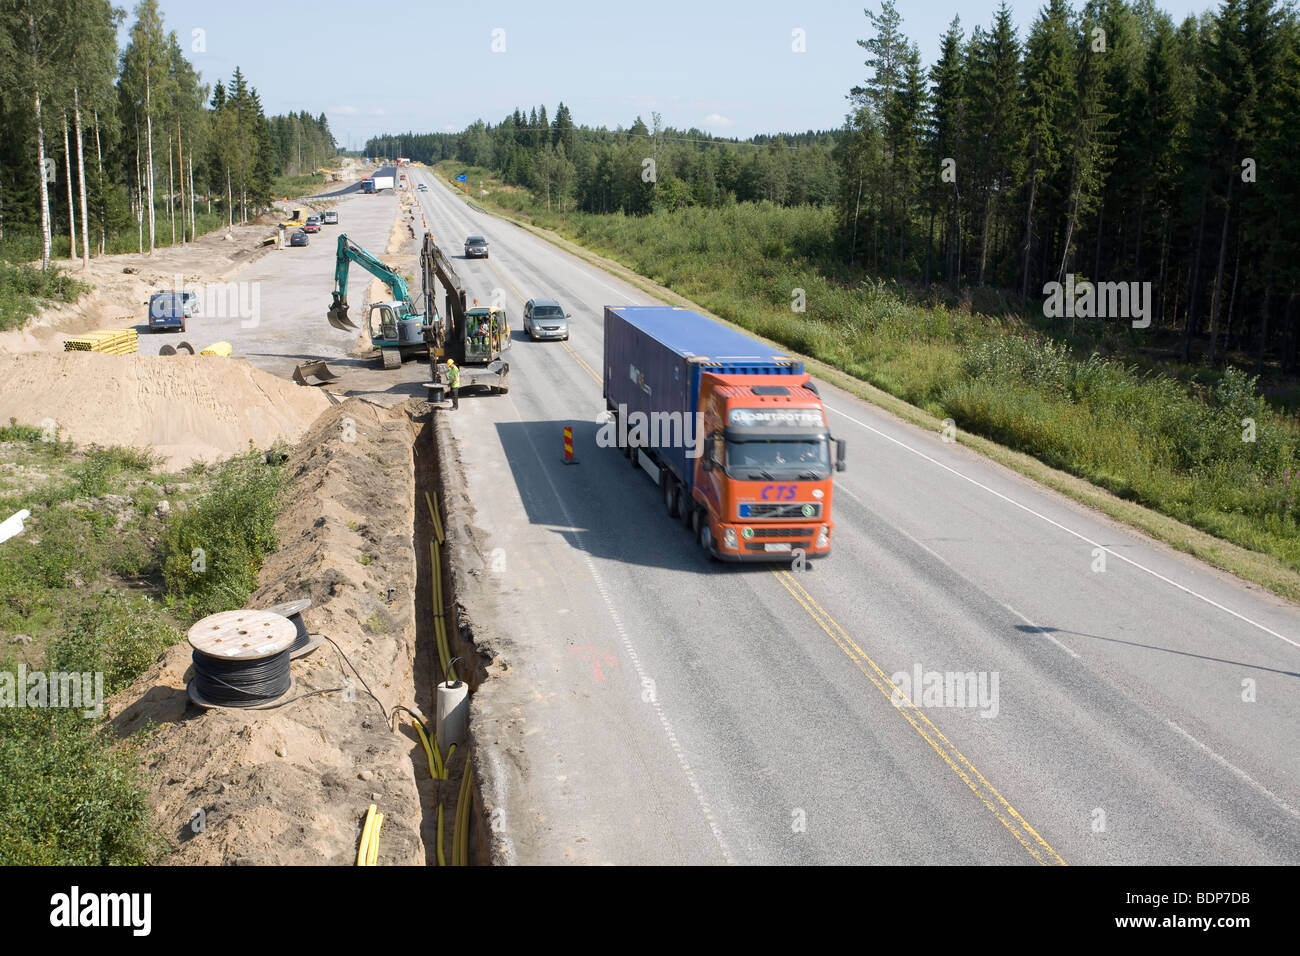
110, 399, 430, 865
0, 352, 331, 471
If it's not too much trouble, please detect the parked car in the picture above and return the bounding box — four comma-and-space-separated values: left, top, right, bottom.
417, 183, 428, 192
289, 230, 309, 247
464, 235, 489, 259
523, 298, 570, 341
147, 291, 190, 333
322, 210, 338, 224
303, 217, 320, 233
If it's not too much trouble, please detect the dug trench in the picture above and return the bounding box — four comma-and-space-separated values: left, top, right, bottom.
107, 396, 492, 865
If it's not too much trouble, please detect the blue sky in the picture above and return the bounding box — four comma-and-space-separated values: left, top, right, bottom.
137, 0, 1216, 146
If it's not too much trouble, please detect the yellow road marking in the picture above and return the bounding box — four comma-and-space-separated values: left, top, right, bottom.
773, 569, 1067, 866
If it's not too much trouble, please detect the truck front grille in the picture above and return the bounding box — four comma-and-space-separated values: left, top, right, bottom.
739, 502, 822, 520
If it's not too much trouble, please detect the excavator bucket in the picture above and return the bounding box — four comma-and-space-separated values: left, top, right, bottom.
327, 292, 359, 331
292, 360, 341, 387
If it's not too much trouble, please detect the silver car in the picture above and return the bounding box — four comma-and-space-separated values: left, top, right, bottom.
523, 298, 570, 341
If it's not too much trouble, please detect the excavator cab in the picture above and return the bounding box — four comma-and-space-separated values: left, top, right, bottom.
369, 303, 401, 346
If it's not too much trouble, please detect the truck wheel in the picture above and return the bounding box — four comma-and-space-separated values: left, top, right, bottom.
698, 520, 716, 560
662, 475, 679, 518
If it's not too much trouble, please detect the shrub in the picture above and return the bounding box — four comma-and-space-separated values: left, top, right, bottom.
161, 453, 286, 619
0, 707, 154, 865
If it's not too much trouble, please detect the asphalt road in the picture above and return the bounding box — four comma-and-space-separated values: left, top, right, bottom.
214, 163, 1300, 864
194, 171, 437, 405
404, 165, 1300, 866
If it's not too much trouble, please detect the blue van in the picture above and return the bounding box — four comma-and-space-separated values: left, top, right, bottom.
148, 291, 197, 332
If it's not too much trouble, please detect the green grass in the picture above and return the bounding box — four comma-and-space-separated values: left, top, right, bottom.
439, 160, 1300, 578
272, 171, 327, 198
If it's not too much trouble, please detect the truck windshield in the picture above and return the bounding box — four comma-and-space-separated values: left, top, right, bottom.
725, 438, 829, 479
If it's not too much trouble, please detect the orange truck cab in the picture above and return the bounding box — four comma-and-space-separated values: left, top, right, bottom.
603, 306, 845, 562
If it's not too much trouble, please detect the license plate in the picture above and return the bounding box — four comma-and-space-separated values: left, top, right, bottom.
764, 543, 792, 552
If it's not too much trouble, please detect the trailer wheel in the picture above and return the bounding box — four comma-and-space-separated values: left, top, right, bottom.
662, 475, 679, 518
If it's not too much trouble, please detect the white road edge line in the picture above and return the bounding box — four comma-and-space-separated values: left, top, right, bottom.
825, 403, 1300, 651
839, 483, 1083, 661
1166, 719, 1300, 821
499, 371, 735, 864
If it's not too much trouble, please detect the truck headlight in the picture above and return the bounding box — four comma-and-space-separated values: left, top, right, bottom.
723, 528, 738, 549
816, 526, 829, 548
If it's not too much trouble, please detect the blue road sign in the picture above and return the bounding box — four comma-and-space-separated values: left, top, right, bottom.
456, 174, 467, 182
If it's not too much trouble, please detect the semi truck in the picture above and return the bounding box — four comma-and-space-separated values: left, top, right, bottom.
603, 306, 844, 561
361, 173, 395, 194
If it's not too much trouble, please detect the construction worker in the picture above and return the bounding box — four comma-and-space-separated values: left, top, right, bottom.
446, 359, 460, 409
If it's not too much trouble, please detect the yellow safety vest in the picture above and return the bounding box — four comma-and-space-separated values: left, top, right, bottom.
448, 366, 461, 388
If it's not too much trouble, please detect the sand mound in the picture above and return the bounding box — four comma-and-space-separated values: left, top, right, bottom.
0, 352, 332, 470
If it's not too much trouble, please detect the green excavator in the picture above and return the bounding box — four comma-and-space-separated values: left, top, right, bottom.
326, 233, 441, 369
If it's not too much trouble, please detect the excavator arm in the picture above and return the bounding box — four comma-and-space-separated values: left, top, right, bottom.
326, 233, 414, 331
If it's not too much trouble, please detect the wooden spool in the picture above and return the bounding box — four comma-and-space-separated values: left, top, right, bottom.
188, 609, 296, 661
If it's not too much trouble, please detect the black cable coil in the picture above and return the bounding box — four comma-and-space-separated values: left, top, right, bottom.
192, 648, 291, 707
284, 612, 311, 654
265, 600, 313, 656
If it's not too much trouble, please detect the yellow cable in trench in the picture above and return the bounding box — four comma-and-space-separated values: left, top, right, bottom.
429, 542, 452, 679
424, 490, 445, 544
454, 752, 473, 866
437, 802, 447, 866
413, 714, 445, 780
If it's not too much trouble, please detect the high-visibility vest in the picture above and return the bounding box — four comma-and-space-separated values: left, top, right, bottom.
448, 366, 461, 388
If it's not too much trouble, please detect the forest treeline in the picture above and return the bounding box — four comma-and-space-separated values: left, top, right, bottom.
0, 0, 337, 268
365, 112, 843, 213
368, 0, 1299, 372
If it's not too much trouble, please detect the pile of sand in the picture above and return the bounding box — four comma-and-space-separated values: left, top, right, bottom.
0, 352, 332, 470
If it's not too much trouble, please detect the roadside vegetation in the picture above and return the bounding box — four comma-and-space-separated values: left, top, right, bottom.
271, 170, 328, 199
0, 260, 90, 332
439, 158, 1300, 574
0, 426, 288, 864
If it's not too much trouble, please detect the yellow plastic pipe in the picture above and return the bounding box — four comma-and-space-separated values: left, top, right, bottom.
436, 802, 447, 866
356, 804, 376, 866
367, 812, 383, 866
